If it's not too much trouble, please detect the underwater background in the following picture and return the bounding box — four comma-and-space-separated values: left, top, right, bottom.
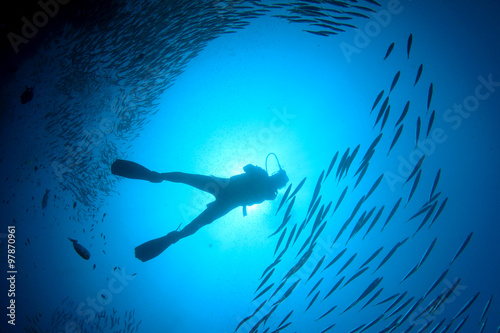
1, 0, 500, 332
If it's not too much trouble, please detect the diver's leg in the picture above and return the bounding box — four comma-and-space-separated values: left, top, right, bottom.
134, 202, 233, 262
160, 172, 228, 197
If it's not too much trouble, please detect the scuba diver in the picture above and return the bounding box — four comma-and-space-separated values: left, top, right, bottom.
111, 154, 289, 262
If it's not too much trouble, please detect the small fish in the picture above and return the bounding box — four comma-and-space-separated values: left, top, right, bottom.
343, 145, 360, 177
427, 110, 436, 138
324, 151, 339, 181
418, 237, 437, 268
388, 125, 403, 156
361, 288, 384, 311
371, 90, 385, 113
429, 169, 441, 200
363, 206, 384, 239
405, 155, 425, 184
380, 105, 391, 131
277, 310, 294, 329
453, 315, 469, 333
359, 314, 384, 331
406, 170, 422, 206
67, 238, 90, 260
336, 148, 350, 180
307, 255, 326, 282
337, 253, 357, 276
399, 298, 425, 326
93, 264, 96, 270
274, 228, 287, 256
323, 248, 347, 272
276, 184, 292, 215
452, 292, 480, 321
316, 305, 337, 321
320, 323, 336, 333
387, 296, 414, 318
384, 292, 408, 315
344, 277, 383, 312
269, 197, 295, 237
234, 300, 267, 332
42, 189, 50, 209
384, 42, 395, 60
365, 174, 384, 201
450, 232, 473, 265
73, 202, 77, 209
429, 197, 448, 228
479, 295, 493, 324
354, 163, 368, 190
414, 64, 423, 86
20, 86, 34, 104
255, 269, 274, 294
323, 277, 344, 301
343, 267, 369, 288
416, 116, 421, 147
395, 101, 410, 129
382, 198, 402, 231
273, 279, 301, 306
427, 83, 434, 111
252, 283, 274, 303
424, 269, 449, 299
375, 238, 408, 272
362, 133, 383, 162
407, 33, 413, 58
374, 97, 390, 128
332, 186, 348, 215
377, 293, 400, 306
413, 201, 437, 236
359, 246, 383, 270
307, 278, 323, 298
389, 71, 401, 93
307, 171, 324, 214
400, 263, 419, 284
305, 291, 320, 312
288, 177, 306, 201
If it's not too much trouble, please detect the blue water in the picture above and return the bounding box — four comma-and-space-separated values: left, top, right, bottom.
1, 0, 500, 332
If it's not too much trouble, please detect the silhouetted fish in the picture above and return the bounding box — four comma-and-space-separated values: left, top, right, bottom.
67, 238, 90, 260
427, 110, 436, 138
395, 101, 410, 128
427, 83, 434, 111
371, 90, 385, 113
332, 186, 348, 215
288, 177, 307, 201
405, 155, 425, 184
276, 183, 292, 215
429, 169, 441, 200
382, 198, 402, 231
389, 71, 401, 93
406, 170, 421, 206
325, 152, 339, 181
407, 33, 413, 58
453, 292, 480, 321
388, 125, 403, 156
450, 232, 473, 265
384, 42, 395, 60
416, 116, 421, 146
414, 64, 423, 86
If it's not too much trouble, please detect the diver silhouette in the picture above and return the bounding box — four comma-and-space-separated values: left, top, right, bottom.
111, 154, 289, 262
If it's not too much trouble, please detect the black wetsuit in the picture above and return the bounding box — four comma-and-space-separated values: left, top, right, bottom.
161, 164, 277, 240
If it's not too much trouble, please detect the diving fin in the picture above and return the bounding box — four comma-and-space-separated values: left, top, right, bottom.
111, 159, 162, 182
135, 231, 181, 262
